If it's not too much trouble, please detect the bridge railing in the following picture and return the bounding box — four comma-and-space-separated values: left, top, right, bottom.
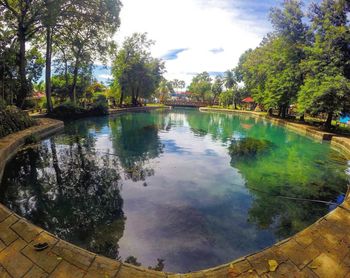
163, 100, 211, 107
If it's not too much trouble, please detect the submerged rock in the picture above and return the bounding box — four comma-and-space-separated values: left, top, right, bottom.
229, 137, 274, 159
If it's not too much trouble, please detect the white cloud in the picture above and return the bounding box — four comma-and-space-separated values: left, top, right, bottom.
115, 0, 272, 85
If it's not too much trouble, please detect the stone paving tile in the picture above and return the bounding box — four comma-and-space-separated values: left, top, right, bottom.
202, 265, 230, 277
0, 215, 19, 246
277, 238, 321, 269
246, 247, 287, 276
24, 265, 48, 278
0, 205, 11, 222
0, 240, 6, 254
236, 271, 260, 278
11, 219, 42, 243
52, 241, 95, 271
260, 260, 300, 278
229, 259, 253, 275
308, 253, 349, 277
117, 264, 166, 278
22, 232, 60, 273
84, 255, 121, 278
0, 264, 12, 278
0, 238, 33, 277
50, 261, 86, 278
294, 225, 323, 248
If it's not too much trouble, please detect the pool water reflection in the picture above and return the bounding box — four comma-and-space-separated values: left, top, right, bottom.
0, 108, 349, 272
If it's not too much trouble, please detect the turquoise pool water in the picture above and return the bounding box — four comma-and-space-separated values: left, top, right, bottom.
0, 108, 349, 272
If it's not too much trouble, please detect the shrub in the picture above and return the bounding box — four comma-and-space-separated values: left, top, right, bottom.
22, 99, 36, 110
89, 102, 108, 116
25, 134, 39, 144
0, 106, 36, 138
50, 102, 86, 119
50, 101, 108, 120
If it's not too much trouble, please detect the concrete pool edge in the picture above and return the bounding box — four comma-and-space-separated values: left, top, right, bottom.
0, 109, 349, 277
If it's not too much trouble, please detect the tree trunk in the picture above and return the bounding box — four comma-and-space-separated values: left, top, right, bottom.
45, 27, 53, 113
281, 105, 287, 119
17, 25, 28, 107
325, 112, 333, 130
300, 114, 305, 122
119, 88, 124, 106
71, 57, 79, 104
131, 87, 137, 106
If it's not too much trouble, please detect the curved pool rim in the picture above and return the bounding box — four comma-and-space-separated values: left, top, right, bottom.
0, 108, 349, 277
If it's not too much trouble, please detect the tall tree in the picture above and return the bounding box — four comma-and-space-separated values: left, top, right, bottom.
0, 0, 43, 106
298, 0, 350, 129
223, 70, 236, 90
112, 33, 164, 106
265, 0, 307, 118
188, 72, 212, 102
211, 75, 224, 104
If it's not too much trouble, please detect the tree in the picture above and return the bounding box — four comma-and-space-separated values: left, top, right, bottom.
298, 0, 350, 129
0, 0, 44, 106
112, 33, 164, 106
264, 0, 307, 118
211, 75, 224, 104
223, 70, 236, 90
169, 79, 185, 93
188, 72, 212, 102
156, 78, 170, 103
219, 89, 233, 108
236, 1, 307, 117
54, 0, 121, 104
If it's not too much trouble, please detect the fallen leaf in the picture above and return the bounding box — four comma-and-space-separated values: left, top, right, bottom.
268, 260, 278, 272
57, 257, 63, 261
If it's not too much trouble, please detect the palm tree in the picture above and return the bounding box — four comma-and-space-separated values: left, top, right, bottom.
223, 70, 236, 90
223, 70, 237, 109
156, 79, 170, 103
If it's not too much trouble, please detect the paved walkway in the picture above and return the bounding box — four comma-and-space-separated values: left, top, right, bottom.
1, 112, 350, 277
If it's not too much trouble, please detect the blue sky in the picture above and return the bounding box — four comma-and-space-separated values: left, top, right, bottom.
95, 0, 319, 85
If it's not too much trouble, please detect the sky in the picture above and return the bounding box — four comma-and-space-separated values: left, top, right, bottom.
97, 0, 315, 86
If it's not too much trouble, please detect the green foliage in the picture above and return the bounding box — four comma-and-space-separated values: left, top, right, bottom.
22, 99, 36, 110
112, 33, 164, 106
50, 101, 108, 120
297, 0, 350, 128
235, 0, 350, 127
51, 102, 86, 119
25, 134, 39, 144
188, 72, 212, 102
211, 76, 224, 103
125, 256, 141, 267
219, 89, 233, 107
0, 0, 122, 107
90, 102, 109, 115
0, 106, 36, 138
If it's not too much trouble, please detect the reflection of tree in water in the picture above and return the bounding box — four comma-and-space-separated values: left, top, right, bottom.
109, 112, 165, 182
0, 135, 125, 259
228, 140, 349, 239
186, 111, 248, 142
